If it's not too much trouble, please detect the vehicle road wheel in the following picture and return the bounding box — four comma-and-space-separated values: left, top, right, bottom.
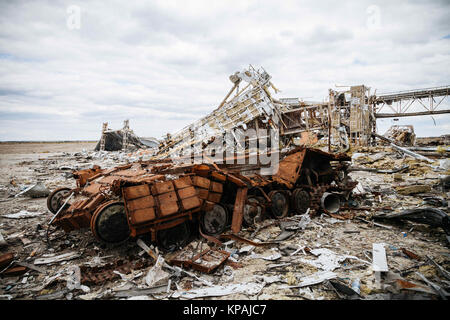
47, 187, 71, 214
292, 188, 311, 215
91, 201, 130, 244
157, 221, 191, 252
269, 191, 289, 219
200, 203, 228, 235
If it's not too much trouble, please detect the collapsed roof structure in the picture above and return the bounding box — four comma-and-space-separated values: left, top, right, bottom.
156, 65, 288, 160
153, 66, 449, 158
94, 120, 157, 152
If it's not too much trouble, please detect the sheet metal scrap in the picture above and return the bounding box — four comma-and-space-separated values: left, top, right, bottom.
0, 252, 14, 269
169, 248, 230, 273
374, 207, 450, 237
80, 259, 149, 285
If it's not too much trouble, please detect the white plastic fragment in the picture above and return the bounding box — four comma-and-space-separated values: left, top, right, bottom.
352, 182, 365, 195
297, 248, 366, 271
372, 243, 389, 272
0, 230, 6, 246
127, 295, 151, 300
239, 245, 255, 254
66, 265, 90, 293
282, 271, 337, 289
254, 275, 285, 284
172, 282, 265, 299
250, 248, 281, 261
3, 210, 44, 219
34, 252, 81, 265
145, 256, 170, 287
439, 159, 450, 171
298, 213, 311, 230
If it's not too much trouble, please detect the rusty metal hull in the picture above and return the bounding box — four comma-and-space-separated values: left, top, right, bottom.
48, 146, 355, 246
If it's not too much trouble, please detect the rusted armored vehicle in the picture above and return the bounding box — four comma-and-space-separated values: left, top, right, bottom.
46, 146, 356, 250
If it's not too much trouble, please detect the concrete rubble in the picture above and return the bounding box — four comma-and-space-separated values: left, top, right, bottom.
0, 66, 449, 301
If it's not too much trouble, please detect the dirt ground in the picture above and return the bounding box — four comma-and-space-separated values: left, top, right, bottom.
0, 142, 449, 300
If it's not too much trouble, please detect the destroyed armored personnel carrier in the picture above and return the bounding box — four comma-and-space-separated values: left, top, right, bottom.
46, 146, 357, 251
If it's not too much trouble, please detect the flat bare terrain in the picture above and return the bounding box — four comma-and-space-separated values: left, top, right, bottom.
0, 142, 96, 155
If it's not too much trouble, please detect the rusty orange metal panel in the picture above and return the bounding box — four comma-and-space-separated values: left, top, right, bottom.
196, 188, 209, 200
210, 171, 227, 183
225, 174, 246, 187
73, 166, 103, 187
151, 181, 174, 194
2, 266, 27, 277
231, 187, 248, 234
130, 208, 156, 225
181, 196, 201, 210
177, 186, 197, 199
203, 200, 215, 211
273, 150, 306, 185
84, 194, 105, 211
83, 183, 103, 195
210, 181, 223, 193
192, 164, 211, 176
207, 192, 222, 203
157, 191, 177, 204
192, 176, 210, 189
123, 184, 150, 200
96, 175, 118, 184
127, 196, 155, 211
0, 252, 14, 269
159, 202, 179, 216
73, 210, 92, 228
173, 176, 192, 189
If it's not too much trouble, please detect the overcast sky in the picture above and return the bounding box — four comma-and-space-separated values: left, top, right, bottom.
0, 0, 449, 141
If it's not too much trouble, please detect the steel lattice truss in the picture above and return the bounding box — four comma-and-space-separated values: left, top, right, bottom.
374, 85, 450, 118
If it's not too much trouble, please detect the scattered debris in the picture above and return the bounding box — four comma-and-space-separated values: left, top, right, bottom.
114, 285, 168, 298
415, 272, 449, 300
0, 230, 6, 247
169, 248, 230, 273
297, 248, 368, 271
136, 239, 157, 261
374, 207, 450, 239
172, 282, 265, 299
372, 243, 389, 272
2, 210, 45, 219
15, 183, 50, 198
285, 271, 337, 289
396, 185, 432, 195
383, 125, 416, 146
145, 256, 170, 287
66, 265, 90, 293
401, 248, 421, 261
34, 252, 81, 265
328, 279, 360, 299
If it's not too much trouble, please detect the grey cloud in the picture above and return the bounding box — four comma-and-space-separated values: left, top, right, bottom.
0, 0, 448, 141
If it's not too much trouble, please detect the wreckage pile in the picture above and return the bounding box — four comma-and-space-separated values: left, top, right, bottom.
1, 66, 449, 300
44, 146, 356, 249
0, 141, 449, 300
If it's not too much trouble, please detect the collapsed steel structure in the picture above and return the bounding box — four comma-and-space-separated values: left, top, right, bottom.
153, 66, 449, 156
156, 65, 288, 160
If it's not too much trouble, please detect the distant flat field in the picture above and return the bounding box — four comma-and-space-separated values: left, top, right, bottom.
0, 141, 97, 154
